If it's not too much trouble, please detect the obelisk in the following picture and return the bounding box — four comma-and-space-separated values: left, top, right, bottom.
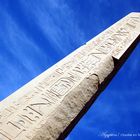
0, 12, 140, 140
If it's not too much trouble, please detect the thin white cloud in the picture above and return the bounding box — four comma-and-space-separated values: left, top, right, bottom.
0, 10, 53, 76
21, 0, 86, 54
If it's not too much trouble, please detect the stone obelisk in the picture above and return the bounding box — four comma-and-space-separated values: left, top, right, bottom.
0, 12, 140, 140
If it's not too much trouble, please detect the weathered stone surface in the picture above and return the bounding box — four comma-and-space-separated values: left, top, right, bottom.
0, 12, 140, 140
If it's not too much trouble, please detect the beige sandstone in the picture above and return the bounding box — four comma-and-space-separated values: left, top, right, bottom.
0, 12, 140, 140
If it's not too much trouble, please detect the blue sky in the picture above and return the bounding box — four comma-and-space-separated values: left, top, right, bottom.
0, 0, 140, 140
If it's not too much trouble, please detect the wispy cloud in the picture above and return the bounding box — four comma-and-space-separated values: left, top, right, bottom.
0, 0, 86, 100
20, 0, 86, 54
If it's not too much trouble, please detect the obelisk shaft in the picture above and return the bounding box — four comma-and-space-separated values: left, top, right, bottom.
0, 12, 140, 140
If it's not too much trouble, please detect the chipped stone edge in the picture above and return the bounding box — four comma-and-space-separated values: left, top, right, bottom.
31, 55, 114, 140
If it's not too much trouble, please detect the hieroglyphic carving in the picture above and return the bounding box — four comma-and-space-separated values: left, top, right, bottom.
112, 15, 140, 59
0, 12, 139, 140
0, 49, 106, 140
0, 131, 11, 140
87, 12, 140, 58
